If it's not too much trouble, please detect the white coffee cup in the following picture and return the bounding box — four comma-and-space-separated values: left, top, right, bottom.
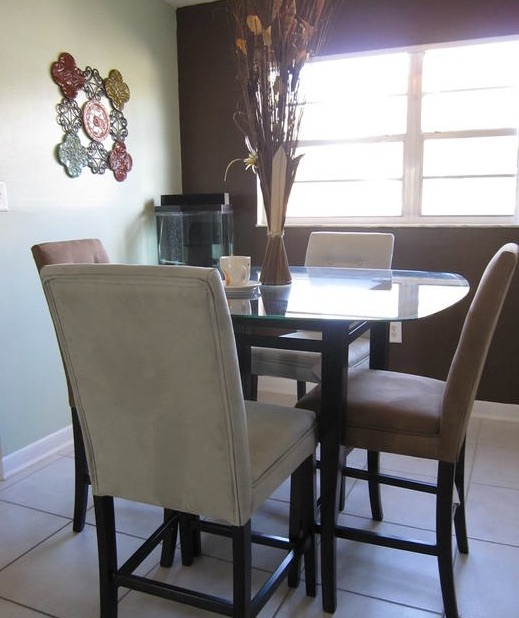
220, 255, 251, 287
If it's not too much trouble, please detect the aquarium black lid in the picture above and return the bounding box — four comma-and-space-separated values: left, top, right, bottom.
157, 193, 231, 212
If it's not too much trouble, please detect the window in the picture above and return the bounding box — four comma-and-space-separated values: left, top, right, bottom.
273, 38, 519, 226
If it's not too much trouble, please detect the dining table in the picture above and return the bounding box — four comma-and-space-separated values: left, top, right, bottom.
227, 265, 470, 612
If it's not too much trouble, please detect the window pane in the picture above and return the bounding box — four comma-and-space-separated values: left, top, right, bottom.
422, 89, 519, 131
287, 180, 402, 217
422, 178, 516, 215
300, 95, 407, 140
296, 143, 403, 181
423, 136, 518, 176
423, 41, 519, 91
303, 53, 409, 101
299, 52, 409, 140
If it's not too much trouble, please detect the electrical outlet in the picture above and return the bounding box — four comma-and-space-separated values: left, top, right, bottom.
0, 182, 8, 211
389, 321, 402, 343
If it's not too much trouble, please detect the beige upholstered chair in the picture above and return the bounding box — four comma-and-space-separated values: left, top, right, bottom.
39, 263, 317, 618
297, 243, 518, 618
31, 239, 110, 532
251, 232, 395, 399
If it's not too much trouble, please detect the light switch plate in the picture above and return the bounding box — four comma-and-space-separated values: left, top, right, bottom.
0, 182, 8, 211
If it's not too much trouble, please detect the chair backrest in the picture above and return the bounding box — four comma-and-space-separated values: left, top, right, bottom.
31, 239, 110, 407
441, 243, 518, 461
39, 264, 252, 525
304, 232, 394, 268
31, 238, 110, 273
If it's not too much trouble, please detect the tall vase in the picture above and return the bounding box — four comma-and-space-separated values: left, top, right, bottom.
259, 147, 292, 286
260, 231, 291, 285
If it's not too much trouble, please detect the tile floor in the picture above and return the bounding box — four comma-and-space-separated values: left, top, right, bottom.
0, 394, 518, 617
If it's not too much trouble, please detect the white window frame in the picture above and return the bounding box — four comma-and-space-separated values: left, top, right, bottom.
258, 36, 519, 227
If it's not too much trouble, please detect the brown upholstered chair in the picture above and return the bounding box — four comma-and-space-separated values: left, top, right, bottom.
297, 243, 518, 618
39, 263, 317, 617
31, 239, 110, 532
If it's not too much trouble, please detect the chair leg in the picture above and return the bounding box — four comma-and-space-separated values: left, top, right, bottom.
94, 496, 118, 618
288, 454, 317, 595
192, 518, 202, 557
338, 450, 347, 512
437, 462, 460, 618
454, 442, 469, 554
247, 374, 259, 401
71, 406, 90, 532
160, 508, 179, 567
367, 450, 383, 521
232, 521, 252, 618
179, 514, 201, 566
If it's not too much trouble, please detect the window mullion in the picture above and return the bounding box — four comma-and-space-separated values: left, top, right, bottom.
403, 52, 424, 221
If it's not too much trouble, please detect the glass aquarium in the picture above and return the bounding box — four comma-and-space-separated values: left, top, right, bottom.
155, 193, 233, 267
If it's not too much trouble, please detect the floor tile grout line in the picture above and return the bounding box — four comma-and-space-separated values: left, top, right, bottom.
468, 480, 519, 493
0, 520, 71, 574
0, 596, 60, 617
462, 534, 519, 550
0, 496, 75, 522
331, 584, 444, 615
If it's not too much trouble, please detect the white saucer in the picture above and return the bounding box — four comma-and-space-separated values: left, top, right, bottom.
224, 281, 260, 298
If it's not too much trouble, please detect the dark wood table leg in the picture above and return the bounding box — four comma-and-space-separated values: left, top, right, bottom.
366, 321, 390, 520
234, 327, 255, 400
369, 321, 389, 370
319, 323, 349, 613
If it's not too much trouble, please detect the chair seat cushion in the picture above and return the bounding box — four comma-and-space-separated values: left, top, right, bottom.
347, 370, 444, 435
251, 347, 321, 382
245, 401, 317, 510
251, 337, 370, 382
297, 370, 446, 459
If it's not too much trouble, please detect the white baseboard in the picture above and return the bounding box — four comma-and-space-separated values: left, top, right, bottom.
260, 376, 519, 422
471, 399, 519, 422
1, 425, 73, 480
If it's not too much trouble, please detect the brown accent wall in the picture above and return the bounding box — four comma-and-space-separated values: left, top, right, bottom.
177, 0, 519, 403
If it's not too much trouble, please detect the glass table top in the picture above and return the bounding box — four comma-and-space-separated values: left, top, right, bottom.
226, 266, 470, 324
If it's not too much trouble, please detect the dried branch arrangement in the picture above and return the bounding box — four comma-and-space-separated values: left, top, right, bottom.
228, 0, 334, 283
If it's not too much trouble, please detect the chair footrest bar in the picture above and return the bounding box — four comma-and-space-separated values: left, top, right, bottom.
252, 550, 295, 616
113, 572, 234, 616
334, 525, 438, 556
344, 466, 437, 494
251, 531, 291, 550
119, 511, 179, 576
197, 520, 292, 551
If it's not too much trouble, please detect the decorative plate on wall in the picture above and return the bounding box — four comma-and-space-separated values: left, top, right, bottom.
83, 100, 110, 142
51, 52, 132, 182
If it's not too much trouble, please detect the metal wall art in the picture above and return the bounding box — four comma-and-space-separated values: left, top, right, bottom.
51, 52, 132, 181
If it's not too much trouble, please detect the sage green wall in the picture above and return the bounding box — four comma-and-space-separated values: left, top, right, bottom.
0, 0, 181, 458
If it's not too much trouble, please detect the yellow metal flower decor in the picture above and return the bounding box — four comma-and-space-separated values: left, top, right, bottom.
227, 0, 334, 285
